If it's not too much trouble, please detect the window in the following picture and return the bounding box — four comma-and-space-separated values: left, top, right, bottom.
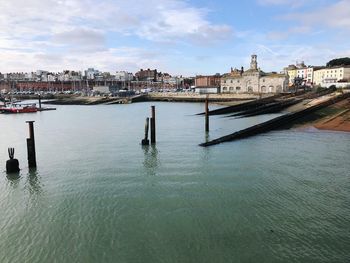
223, 87, 227, 91
231, 80, 233, 83
237, 80, 240, 83
223, 80, 226, 83
236, 87, 241, 90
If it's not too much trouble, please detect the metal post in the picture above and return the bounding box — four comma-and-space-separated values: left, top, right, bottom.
26, 121, 37, 168
150, 106, 156, 144
205, 95, 209, 132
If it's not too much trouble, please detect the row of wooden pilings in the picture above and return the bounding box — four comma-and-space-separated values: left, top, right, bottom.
6, 100, 210, 173
6, 121, 37, 174
141, 98, 210, 145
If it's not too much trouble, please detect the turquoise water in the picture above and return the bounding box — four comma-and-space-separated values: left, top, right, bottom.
0, 102, 349, 262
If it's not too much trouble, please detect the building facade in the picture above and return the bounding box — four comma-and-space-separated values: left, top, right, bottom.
195, 75, 221, 87
221, 55, 288, 94
313, 66, 350, 87
135, 69, 157, 82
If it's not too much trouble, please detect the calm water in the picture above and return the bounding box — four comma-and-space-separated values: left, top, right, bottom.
0, 102, 349, 263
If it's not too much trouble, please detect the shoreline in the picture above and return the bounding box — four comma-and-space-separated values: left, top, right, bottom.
7, 91, 350, 133
292, 97, 350, 132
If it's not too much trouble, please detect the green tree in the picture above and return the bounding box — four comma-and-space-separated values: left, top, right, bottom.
326, 57, 350, 67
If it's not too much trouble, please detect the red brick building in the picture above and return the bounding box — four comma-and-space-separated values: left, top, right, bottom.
195, 75, 221, 87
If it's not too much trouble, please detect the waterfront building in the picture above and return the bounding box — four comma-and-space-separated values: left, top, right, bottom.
92, 86, 110, 94
115, 71, 133, 82
135, 69, 158, 82
284, 65, 297, 86
195, 74, 221, 87
85, 68, 99, 80
194, 86, 220, 94
221, 55, 288, 94
313, 66, 350, 87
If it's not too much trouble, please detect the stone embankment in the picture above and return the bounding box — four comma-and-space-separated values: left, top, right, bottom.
38, 93, 273, 105
146, 92, 269, 103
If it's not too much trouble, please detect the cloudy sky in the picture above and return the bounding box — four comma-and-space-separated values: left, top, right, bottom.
0, 0, 349, 75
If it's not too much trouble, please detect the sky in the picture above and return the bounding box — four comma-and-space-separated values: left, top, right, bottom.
0, 0, 349, 76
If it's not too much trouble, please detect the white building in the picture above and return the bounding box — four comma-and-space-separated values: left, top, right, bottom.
313, 66, 350, 87
195, 87, 220, 94
115, 71, 133, 81
221, 55, 289, 94
92, 86, 110, 94
85, 68, 99, 80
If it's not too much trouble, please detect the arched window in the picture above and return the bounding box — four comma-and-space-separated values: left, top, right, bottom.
222, 87, 227, 92
236, 87, 241, 91
229, 87, 234, 92
261, 86, 266, 93
248, 86, 253, 93
276, 85, 282, 93
268, 86, 274, 93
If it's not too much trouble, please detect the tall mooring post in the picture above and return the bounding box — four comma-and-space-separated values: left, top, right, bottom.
6, 148, 20, 173
205, 95, 209, 132
38, 95, 42, 109
26, 121, 37, 168
150, 106, 156, 144
141, 117, 150, 145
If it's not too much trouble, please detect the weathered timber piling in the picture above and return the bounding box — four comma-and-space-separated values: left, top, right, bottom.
197, 94, 282, 116
205, 95, 209, 132
26, 121, 37, 168
38, 95, 42, 109
141, 117, 150, 145
199, 92, 350, 147
150, 106, 156, 144
6, 148, 20, 173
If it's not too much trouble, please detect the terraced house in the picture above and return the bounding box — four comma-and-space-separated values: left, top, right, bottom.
221, 55, 289, 94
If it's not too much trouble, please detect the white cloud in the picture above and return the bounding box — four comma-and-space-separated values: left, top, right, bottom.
0, 47, 163, 73
257, 0, 308, 8
0, 0, 232, 73
267, 26, 311, 40
283, 0, 350, 30
254, 44, 348, 71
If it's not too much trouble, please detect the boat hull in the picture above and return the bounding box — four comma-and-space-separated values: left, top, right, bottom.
0, 107, 38, 114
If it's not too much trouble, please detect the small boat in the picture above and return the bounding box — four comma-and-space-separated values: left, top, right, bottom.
0, 103, 38, 114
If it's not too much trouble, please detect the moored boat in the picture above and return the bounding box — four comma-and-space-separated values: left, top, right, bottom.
0, 103, 38, 114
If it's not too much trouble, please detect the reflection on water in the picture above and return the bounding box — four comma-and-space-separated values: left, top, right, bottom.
25, 168, 43, 196
6, 172, 21, 188
204, 131, 210, 143
142, 145, 159, 176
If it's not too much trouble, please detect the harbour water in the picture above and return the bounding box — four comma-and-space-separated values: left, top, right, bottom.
0, 102, 349, 262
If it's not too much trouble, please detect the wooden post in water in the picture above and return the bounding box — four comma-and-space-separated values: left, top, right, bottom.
6, 148, 20, 173
38, 95, 42, 109
141, 117, 150, 145
26, 121, 37, 168
205, 95, 209, 132
150, 106, 156, 144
